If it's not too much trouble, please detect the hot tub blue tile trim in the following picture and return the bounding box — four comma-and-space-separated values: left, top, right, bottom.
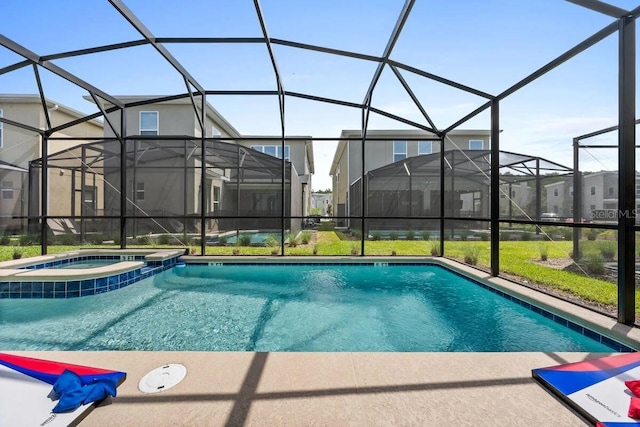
2, 254, 180, 300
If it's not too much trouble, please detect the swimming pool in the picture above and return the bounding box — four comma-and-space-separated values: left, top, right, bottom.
206, 231, 279, 245
0, 263, 630, 352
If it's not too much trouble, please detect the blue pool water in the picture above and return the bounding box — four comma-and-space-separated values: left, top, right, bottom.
50, 260, 119, 269
0, 264, 624, 352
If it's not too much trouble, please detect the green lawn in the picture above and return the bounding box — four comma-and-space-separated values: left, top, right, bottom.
0, 231, 632, 316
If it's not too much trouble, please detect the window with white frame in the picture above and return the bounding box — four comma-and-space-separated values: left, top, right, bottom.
393, 141, 407, 162
139, 111, 158, 136
418, 141, 432, 155
0, 109, 3, 148
250, 145, 290, 160
590, 186, 596, 196
135, 181, 145, 201
1, 180, 13, 200
469, 140, 484, 150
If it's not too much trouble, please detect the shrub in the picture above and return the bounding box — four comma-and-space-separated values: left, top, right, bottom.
158, 234, 170, 245
463, 245, 480, 265
405, 230, 415, 241
521, 231, 532, 241
59, 233, 77, 245
286, 232, 298, 247
313, 244, 319, 255
270, 247, 279, 255
12, 248, 22, 259
478, 232, 489, 241
0, 234, 10, 245
137, 234, 151, 245
238, 235, 252, 246
265, 235, 279, 247
370, 231, 382, 241
350, 243, 359, 255
89, 234, 104, 245
300, 231, 312, 245
389, 231, 398, 240
584, 252, 606, 275
538, 244, 549, 261
430, 241, 440, 256
562, 228, 573, 241
422, 232, 431, 241
500, 232, 511, 241
460, 231, 468, 241
585, 228, 599, 241
19, 234, 38, 246
597, 241, 616, 261
391, 250, 397, 256
218, 235, 227, 246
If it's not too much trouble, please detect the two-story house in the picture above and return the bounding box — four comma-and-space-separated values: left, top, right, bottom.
0, 95, 104, 233
545, 171, 640, 222
88, 96, 313, 235
329, 129, 491, 228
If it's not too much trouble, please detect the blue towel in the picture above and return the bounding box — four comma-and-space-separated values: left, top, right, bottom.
51, 369, 119, 413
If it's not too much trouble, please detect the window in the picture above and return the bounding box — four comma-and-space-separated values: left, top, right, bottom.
553, 189, 558, 197
418, 141, 432, 155
590, 204, 596, 211
511, 190, 516, 197
609, 187, 614, 196
135, 181, 145, 201
0, 109, 3, 148
590, 186, 596, 196
1, 180, 13, 200
636, 184, 640, 197
213, 186, 220, 212
569, 186, 573, 197
83, 186, 96, 204
393, 140, 407, 162
212, 126, 221, 137
469, 140, 484, 150
250, 145, 290, 160
139, 111, 158, 136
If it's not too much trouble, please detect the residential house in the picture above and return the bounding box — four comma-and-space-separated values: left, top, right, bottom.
311, 193, 332, 216
329, 129, 491, 228
0, 95, 104, 233
88, 96, 313, 235
545, 171, 640, 222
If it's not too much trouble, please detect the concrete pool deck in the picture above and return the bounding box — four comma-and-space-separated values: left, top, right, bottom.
6, 350, 610, 426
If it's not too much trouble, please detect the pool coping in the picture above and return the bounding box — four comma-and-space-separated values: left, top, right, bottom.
179, 255, 640, 351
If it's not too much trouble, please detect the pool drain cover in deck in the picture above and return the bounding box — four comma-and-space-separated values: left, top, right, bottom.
139, 364, 187, 393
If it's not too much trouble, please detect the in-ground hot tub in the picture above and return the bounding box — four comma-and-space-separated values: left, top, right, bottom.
0, 249, 185, 299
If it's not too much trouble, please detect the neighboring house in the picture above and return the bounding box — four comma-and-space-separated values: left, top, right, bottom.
545, 171, 640, 222
84, 96, 313, 235
499, 181, 536, 219
311, 193, 332, 216
0, 95, 104, 233
329, 129, 491, 228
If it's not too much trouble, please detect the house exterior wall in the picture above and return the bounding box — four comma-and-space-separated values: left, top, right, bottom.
0, 96, 103, 229
330, 129, 491, 223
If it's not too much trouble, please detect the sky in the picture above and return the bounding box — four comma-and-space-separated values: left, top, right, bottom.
2, 0, 640, 190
